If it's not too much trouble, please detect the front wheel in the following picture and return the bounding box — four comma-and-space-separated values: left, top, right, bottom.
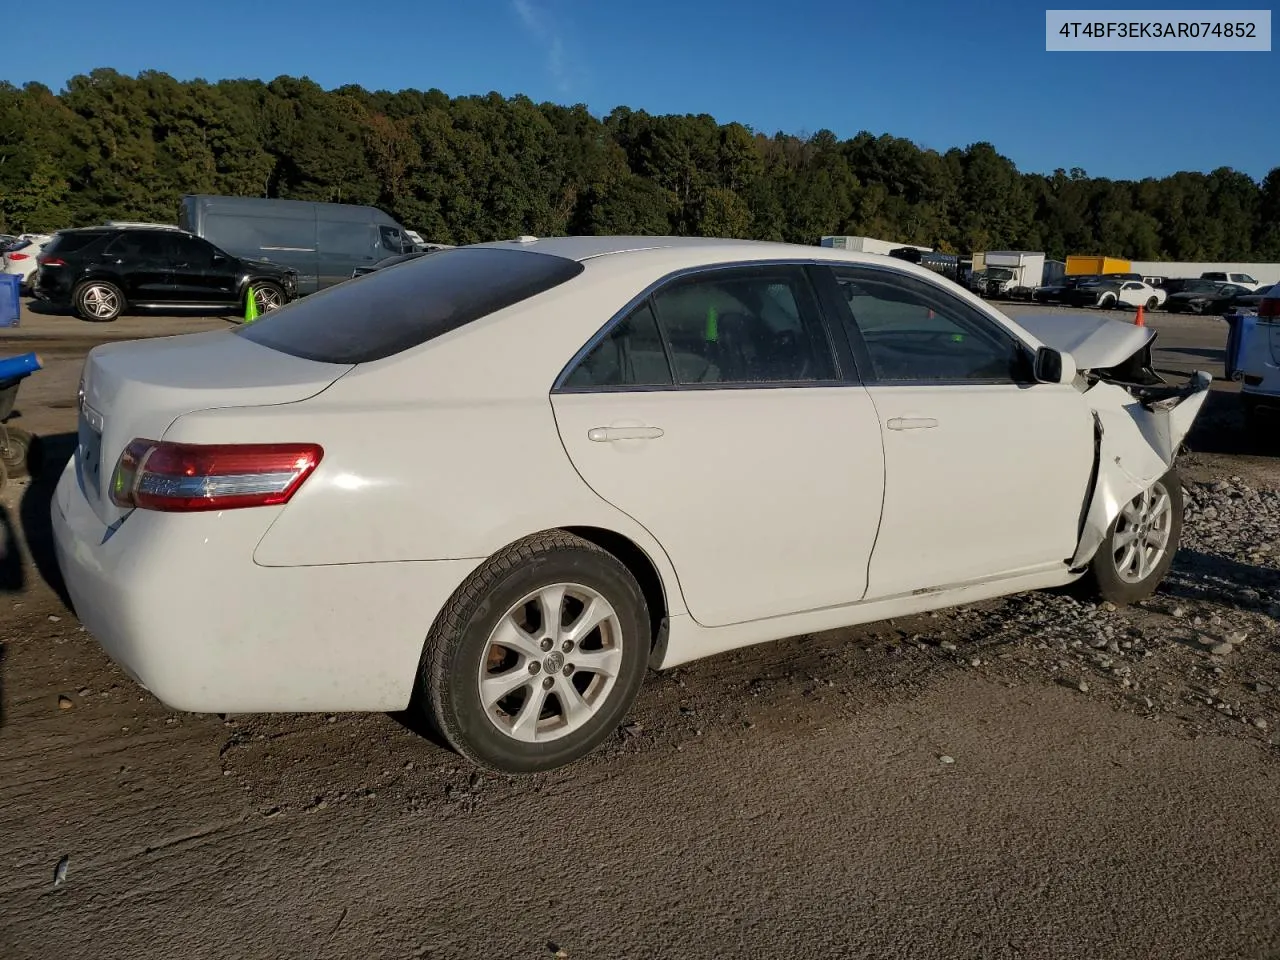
73, 281, 125, 322
1085, 470, 1183, 605
418, 531, 651, 773
248, 281, 285, 315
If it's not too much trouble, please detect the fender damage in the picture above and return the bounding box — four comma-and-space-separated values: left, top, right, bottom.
1014, 313, 1213, 569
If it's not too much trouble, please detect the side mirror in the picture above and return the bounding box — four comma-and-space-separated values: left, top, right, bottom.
1033, 346, 1076, 384
211, 253, 226, 264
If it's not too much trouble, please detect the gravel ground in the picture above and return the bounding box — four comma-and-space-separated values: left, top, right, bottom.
2, 304, 1279, 959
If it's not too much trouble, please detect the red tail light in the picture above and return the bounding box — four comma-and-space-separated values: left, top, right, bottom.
110, 440, 323, 512
38, 256, 65, 267
1259, 297, 1280, 318
7, 252, 29, 261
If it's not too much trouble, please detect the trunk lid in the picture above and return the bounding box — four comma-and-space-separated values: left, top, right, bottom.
77, 330, 352, 525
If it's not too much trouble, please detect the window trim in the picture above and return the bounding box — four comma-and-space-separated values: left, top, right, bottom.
552, 259, 855, 394
820, 262, 1037, 388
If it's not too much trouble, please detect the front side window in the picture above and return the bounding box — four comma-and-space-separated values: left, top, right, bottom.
170, 234, 217, 264
379, 225, 412, 255
648, 268, 838, 385
831, 267, 1028, 383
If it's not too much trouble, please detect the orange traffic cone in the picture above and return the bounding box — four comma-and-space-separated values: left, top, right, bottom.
1134, 303, 1145, 327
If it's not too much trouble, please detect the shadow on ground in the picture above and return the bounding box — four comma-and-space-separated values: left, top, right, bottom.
16, 432, 76, 607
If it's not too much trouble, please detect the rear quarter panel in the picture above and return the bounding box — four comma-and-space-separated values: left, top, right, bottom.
161, 270, 698, 616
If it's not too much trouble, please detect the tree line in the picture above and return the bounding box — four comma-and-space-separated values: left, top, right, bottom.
2, 68, 1278, 262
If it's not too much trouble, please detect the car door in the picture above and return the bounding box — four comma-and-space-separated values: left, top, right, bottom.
168, 234, 238, 306
550, 263, 886, 628
101, 231, 174, 303
823, 264, 1095, 600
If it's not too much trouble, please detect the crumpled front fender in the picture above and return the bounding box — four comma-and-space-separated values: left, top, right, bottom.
1070, 371, 1212, 569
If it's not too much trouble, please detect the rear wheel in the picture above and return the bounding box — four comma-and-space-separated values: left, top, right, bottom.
1146, 296, 1159, 311
1085, 470, 1183, 605
74, 281, 124, 322
1100, 295, 1116, 310
419, 531, 651, 773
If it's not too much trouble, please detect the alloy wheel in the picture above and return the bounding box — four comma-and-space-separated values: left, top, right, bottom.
1112, 481, 1174, 583
477, 582, 625, 743
81, 284, 119, 319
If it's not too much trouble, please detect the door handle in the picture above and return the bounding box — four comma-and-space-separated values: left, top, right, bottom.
588, 426, 664, 442
886, 417, 938, 431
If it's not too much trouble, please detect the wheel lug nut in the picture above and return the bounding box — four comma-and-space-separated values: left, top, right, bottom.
542, 676, 554, 690
540, 638, 553, 652
563, 664, 574, 677
562, 640, 574, 653
528, 662, 541, 675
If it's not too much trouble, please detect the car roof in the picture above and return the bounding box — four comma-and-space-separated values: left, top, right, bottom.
466, 235, 963, 277
469, 235, 810, 262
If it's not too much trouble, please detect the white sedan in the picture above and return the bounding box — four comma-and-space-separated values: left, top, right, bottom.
2, 233, 52, 291
52, 237, 1211, 773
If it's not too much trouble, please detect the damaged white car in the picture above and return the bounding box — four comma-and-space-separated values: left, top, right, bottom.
51, 237, 1211, 774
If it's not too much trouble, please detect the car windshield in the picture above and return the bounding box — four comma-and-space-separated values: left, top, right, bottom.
987, 268, 1015, 281
237, 246, 585, 364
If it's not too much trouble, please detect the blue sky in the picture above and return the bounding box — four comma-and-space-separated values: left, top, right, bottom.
6, 0, 1277, 181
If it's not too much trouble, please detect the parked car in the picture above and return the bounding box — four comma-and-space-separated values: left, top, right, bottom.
1062, 278, 1122, 308
1029, 273, 1090, 304
1158, 277, 1222, 296
1165, 282, 1254, 315
1235, 285, 1280, 433
34, 224, 298, 322
1202, 271, 1261, 291
2, 234, 53, 292
1233, 283, 1277, 312
51, 236, 1211, 773
179, 195, 420, 295
1109, 280, 1167, 310
1033, 274, 1097, 303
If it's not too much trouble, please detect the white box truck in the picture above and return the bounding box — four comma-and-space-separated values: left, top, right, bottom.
820, 235, 931, 257
980, 251, 1046, 300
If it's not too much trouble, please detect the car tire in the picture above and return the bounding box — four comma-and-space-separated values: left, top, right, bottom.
1146, 297, 1159, 311
1100, 295, 1116, 310
419, 530, 651, 774
248, 281, 285, 315
1085, 469, 1183, 606
0, 426, 34, 479
73, 281, 125, 322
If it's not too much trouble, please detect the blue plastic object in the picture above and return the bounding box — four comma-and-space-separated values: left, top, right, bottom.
1223, 312, 1256, 381
0, 352, 42, 383
0, 273, 19, 328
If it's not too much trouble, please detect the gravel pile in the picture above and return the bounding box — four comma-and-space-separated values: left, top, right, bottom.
942, 477, 1280, 740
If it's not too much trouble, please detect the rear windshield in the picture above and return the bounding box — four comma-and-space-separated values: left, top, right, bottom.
236, 246, 585, 364
43, 232, 102, 256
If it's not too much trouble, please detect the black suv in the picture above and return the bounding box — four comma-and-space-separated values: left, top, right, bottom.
34, 224, 299, 322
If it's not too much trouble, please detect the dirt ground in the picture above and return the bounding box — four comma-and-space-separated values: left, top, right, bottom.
2, 301, 1279, 960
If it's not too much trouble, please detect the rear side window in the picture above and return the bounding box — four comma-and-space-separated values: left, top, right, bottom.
237, 247, 585, 364
43, 233, 101, 256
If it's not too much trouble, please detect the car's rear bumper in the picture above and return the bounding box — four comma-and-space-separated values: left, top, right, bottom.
51, 456, 478, 713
